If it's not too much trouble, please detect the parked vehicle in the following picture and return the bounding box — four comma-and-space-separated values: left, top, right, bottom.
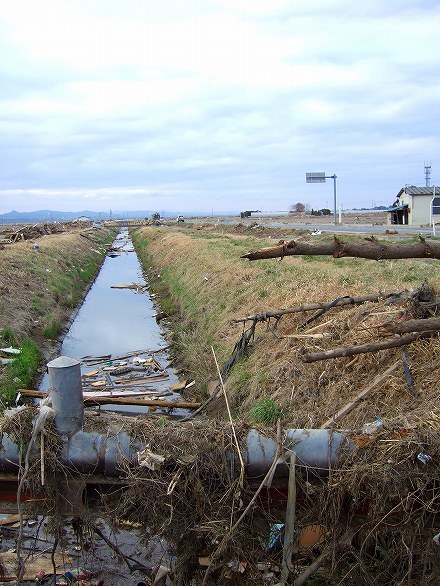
177, 216, 185, 223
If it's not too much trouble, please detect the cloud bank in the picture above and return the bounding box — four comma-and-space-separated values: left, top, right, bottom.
1, 0, 439, 213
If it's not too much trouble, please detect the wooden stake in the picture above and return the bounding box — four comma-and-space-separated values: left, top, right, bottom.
320, 361, 400, 428
280, 452, 297, 585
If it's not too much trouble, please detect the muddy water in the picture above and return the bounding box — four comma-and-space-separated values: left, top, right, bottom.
40, 229, 181, 415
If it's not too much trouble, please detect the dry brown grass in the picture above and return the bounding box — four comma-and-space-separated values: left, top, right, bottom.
0, 227, 115, 349
134, 227, 440, 425
132, 225, 440, 584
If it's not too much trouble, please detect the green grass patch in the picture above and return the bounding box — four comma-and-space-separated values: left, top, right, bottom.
250, 397, 283, 426
0, 326, 17, 347
43, 318, 63, 341
0, 338, 43, 405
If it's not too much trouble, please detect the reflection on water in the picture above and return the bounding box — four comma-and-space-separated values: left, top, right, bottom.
41, 230, 181, 415
63, 231, 164, 357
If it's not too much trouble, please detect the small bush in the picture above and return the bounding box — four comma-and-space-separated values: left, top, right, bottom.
250, 397, 283, 426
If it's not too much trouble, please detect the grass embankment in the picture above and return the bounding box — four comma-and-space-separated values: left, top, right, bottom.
132, 226, 440, 425
0, 226, 117, 404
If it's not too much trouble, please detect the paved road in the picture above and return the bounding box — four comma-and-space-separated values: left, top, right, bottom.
260, 222, 435, 235
190, 216, 436, 236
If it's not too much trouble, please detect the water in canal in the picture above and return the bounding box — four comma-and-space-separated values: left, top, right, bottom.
27, 230, 180, 584
40, 228, 181, 415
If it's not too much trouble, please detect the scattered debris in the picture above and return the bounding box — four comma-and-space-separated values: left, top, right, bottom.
0, 346, 21, 354
417, 452, 432, 464
137, 447, 166, 470
110, 283, 148, 293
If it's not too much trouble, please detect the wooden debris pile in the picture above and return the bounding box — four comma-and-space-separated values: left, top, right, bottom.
20, 348, 201, 411
223, 281, 440, 583
2, 222, 66, 242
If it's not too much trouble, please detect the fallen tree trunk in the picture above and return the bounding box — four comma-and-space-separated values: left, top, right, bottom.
302, 331, 437, 362
241, 236, 440, 261
382, 315, 440, 335
233, 292, 402, 323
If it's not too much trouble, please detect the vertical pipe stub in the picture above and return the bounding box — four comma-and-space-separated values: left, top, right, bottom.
48, 356, 84, 437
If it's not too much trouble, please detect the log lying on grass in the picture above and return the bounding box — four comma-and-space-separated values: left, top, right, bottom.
241, 236, 440, 261
302, 330, 437, 362
233, 292, 402, 323
381, 315, 440, 335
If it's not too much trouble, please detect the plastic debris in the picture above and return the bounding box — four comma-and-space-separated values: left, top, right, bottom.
226, 559, 247, 574
266, 523, 284, 552
433, 533, 440, 546
0, 346, 21, 355
417, 452, 432, 465
137, 448, 165, 471
362, 416, 384, 435
4, 405, 27, 418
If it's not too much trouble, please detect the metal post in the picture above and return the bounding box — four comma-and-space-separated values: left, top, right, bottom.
332, 174, 337, 225
47, 355, 84, 437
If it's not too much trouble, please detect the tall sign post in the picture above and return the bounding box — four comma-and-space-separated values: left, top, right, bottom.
306, 172, 338, 225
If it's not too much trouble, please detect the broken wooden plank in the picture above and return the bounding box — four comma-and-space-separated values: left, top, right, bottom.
280, 452, 297, 585
321, 361, 401, 428
110, 283, 147, 290
0, 551, 72, 581
18, 389, 200, 409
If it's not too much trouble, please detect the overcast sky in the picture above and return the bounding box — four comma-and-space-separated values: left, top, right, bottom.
1, 0, 439, 215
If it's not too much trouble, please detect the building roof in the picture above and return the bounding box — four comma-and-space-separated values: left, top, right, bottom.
387, 204, 408, 212
397, 186, 439, 197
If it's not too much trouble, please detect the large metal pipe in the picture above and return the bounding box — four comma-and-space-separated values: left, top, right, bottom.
0, 356, 353, 478
0, 427, 350, 477
244, 428, 352, 478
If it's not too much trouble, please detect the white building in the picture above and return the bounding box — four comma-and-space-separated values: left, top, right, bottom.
387, 186, 440, 226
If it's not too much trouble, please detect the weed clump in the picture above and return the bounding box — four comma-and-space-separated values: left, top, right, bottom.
250, 397, 283, 426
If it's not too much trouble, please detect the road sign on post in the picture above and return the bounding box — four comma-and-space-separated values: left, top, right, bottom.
306, 171, 338, 225
306, 172, 326, 183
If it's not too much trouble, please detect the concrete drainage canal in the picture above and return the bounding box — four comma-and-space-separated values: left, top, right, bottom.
0, 229, 351, 585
